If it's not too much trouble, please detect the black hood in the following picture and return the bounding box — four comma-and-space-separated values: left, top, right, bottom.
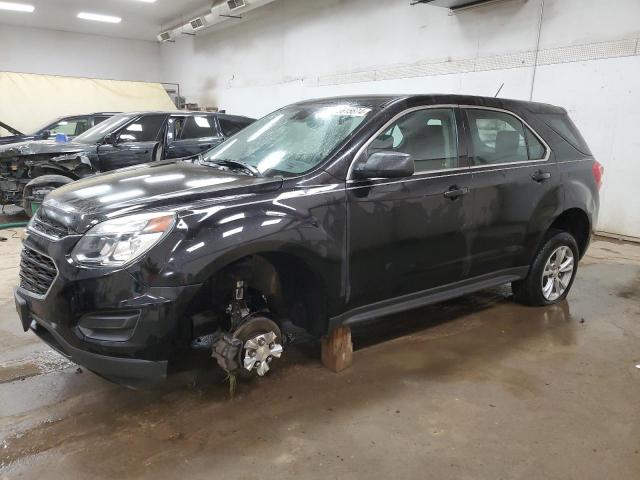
0, 139, 93, 159
0, 134, 36, 146
40, 161, 283, 233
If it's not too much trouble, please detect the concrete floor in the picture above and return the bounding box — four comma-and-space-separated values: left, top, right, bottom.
1, 222, 639, 479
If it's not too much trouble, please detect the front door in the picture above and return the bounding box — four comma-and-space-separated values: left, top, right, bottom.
463, 107, 560, 276
346, 107, 474, 310
165, 114, 224, 159
97, 114, 167, 171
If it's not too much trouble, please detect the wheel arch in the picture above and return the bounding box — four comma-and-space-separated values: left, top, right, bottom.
545, 207, 592, 259
186, 248, 331, 338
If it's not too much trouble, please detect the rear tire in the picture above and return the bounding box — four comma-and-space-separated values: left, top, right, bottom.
512, 229, 579, 306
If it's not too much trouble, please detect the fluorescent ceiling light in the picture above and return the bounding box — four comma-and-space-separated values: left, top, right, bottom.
0, 2, 35, 12
133, 0, 157, 2
77, 12, 122, 23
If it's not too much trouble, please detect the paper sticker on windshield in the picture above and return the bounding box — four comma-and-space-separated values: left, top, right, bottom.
317, 105, 371, 118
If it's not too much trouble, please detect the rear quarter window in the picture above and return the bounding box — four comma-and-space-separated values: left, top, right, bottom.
540, 114, 592, 155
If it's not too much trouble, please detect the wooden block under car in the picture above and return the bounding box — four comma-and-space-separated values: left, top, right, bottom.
321, 326, 353, 373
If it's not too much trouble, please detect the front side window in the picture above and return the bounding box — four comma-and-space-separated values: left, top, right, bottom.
366, 108, 459, 173
74, 115, 134, 145
219, 118, 248, 137
466, 109, 546, 165
180, 115, 219, 139
118, 115, 166, 143
93, 116, 111, 126
202, 103, 373, 177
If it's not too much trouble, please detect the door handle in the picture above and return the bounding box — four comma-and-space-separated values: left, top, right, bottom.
532, 170, 552, 183
443, 186, 470, 200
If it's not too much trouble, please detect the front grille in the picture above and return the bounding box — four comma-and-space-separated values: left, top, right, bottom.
19, 246, 57, 296
30, 212, 72, 239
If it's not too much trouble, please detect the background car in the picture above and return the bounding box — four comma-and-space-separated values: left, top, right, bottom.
0, 112, 118, 146
0, 111, 255, 215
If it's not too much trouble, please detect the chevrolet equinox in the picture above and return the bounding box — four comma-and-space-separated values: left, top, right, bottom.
14, 95, 602, 386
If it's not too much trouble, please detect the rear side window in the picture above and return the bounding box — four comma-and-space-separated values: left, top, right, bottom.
466, 109, 546, 164
540, 114, 592, 155
119, 115, 166, 142
525, 128, 546, 160
180, 115, 219, 139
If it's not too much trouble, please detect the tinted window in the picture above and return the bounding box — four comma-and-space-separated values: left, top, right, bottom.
219, 118, 249, 137
167, 116, 187, 143
541, 114, 591, 155
179, 115, 218, 139
526, 128, 546, 160
119, 115, 165, 142
466, 110, 529, 165
93, 116, 111, 126
49, 117, 91, 136
367, 108, 458, 172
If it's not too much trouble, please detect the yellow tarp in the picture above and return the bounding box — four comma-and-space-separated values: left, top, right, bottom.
0, 71, 176, 136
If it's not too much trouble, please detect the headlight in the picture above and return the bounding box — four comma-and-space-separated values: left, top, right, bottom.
71, 211, 176, 267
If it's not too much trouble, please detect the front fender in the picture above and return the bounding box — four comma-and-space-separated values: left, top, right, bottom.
127, 183, 347, 311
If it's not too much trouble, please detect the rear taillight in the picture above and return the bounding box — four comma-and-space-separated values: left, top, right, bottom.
592, 160, 604, 190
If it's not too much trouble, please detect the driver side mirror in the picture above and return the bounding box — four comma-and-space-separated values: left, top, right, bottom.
41, 130, 52, 140
352, 151, 414, 180
104, 132, 118, 145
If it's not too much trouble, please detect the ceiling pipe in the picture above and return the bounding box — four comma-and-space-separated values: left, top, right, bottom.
158, 0, 279, 43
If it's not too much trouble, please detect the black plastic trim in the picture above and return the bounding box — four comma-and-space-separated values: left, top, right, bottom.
330, 267, 529, 329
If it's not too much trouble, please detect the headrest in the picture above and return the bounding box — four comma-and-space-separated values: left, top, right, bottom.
370, 134, 394, 151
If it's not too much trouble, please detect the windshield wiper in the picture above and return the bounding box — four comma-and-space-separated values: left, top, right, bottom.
201, 158, 261, 177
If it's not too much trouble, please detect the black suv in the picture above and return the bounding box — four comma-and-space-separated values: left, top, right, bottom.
0, 111, 254, 214
0, 112, 118, 146
14, 95, 602, 386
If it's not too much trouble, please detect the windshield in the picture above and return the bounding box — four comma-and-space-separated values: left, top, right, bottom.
73, 114, 133, 144
202, 103, 373, 177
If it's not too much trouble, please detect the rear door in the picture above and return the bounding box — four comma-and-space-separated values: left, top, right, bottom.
165, 114, 223, 159
97, 114, 167, 171
463, 107, 560, 277
346, 106, 474, 310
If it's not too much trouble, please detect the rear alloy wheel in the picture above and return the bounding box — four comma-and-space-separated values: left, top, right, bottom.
541, 246, 575, 301
512, 229, 579, 306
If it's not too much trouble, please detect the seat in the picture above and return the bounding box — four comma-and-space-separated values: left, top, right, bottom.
494, 130, 520, 162
399, 118, 446, 171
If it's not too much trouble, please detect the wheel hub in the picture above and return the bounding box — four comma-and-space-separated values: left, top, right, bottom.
243, 331, 283, 376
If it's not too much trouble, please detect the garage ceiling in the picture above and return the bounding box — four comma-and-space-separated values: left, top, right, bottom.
0, 0, 212, 41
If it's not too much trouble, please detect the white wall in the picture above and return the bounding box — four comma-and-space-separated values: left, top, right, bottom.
119, 1, 640, 237
0, 24, 162, 82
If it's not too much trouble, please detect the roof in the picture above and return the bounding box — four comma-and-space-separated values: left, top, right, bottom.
291, 94, 565, 115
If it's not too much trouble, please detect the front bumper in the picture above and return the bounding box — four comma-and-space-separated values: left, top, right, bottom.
15, 231, 202, 387
15, 289, 167, 386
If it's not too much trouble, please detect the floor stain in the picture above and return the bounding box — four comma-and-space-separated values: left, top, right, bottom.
617, 275, 640, 301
